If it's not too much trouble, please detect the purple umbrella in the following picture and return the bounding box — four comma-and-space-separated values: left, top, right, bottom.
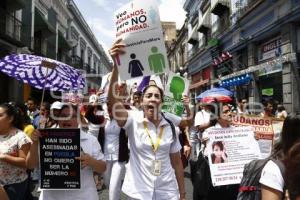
0, 54, 85, 92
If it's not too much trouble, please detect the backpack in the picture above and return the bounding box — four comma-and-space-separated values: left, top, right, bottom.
237, 157, 285, 200
161, 112, 176, 142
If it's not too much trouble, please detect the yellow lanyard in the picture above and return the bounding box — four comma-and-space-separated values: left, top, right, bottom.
143, 121, 164, 153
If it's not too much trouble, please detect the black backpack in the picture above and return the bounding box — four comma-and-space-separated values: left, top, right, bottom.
237, 157, 285, 200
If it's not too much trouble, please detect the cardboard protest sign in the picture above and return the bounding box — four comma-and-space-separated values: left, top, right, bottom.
206, 127, 261, 186
232, 115, 274, 158
39, 129, 81, 189
162, 72, 189, 116
114, 0, 169, 80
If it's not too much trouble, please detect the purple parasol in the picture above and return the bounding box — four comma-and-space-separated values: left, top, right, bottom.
0, 54, 85, 92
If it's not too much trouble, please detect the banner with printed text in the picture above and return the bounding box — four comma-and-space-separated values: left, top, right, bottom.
206, 127, 261, 186
232, 115, 274, 158
114, 0, 169, 80
39, 128, 81, 189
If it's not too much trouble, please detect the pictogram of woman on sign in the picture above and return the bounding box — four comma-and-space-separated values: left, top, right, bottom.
128, 53, 144, 78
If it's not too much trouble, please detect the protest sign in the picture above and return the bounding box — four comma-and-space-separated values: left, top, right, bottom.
39, 129, 81, 189
162, 72, 189, 116
206, 127, 261, 186
232, 115, 274, 158
114, 0, 169, 80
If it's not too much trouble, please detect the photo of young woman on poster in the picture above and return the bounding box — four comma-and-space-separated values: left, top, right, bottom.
211, 141, 228, 164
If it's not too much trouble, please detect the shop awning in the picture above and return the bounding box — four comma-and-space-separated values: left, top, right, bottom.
34, 9, 56, 37
189, 79, 209, 90
219, 53, 297, 81
220, 74, 252, 87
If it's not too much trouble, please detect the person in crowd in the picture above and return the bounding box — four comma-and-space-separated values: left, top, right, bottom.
85, 94, 105, 138
261, 100, 274, 118
33, 102, 53, 129
107, 39, 188, 200
178, 126, 191, 168
49, 101, 63, 128
285, 142, 300, 200
26, 98, 39, 124
26, 104, 106, 200
276, 104, 288, 119
260, 113, 300, 200
237, 98, 248, 114
84, 94, 106, 191
195, 103, 214, 136
201, 103, 239, 200
131, 90, 143, 110
97, 101, 129, 200
0, 186, 8, 200
0, 103, 32, 200
16, 103, 35, 138
211, 141, 227, 164
15, 103, 36, 199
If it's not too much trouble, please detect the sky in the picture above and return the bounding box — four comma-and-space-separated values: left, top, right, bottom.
73, 0, 186, 54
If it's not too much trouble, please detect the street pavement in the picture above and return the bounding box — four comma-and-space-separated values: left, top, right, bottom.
32, 166, 193, 200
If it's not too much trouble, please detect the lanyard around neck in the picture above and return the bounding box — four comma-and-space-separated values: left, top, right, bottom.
143, 121, 164, 153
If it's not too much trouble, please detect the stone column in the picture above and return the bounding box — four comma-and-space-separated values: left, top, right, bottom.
281, 23, 299, 113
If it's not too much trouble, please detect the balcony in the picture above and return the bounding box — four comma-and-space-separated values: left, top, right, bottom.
211, 0, 230, 16
58, 31, 72, 51
235, 0, 263, 20
187, 25, 199, 45
211, 17, 230, 38
0, 7, 26, 47
6, 0, 26, 11
34, 9, 55, 38
84, 63, 91, 73
198, 9, 211, 33
71, 55, 84, 69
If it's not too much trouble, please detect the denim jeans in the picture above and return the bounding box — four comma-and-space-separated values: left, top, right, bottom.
4, 178, 28, 200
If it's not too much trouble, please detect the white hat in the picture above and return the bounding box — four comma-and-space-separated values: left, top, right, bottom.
50, 101, 63, 110
89, 94, 98, 103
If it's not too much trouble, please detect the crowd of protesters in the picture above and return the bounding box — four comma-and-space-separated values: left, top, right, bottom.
0, 39, 300, 200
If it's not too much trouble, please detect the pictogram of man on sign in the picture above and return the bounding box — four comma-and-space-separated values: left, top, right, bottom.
148, 46, 166, 73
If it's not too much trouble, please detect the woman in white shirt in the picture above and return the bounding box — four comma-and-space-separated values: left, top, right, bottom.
0, 103, 31, 200
260, 113, 300, 200
107, 40, 189, 200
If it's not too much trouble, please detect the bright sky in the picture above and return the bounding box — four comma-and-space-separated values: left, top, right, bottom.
73, 0, 186, 54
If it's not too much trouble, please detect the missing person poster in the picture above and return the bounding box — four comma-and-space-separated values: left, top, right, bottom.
232, 115, 274, 158
39, 128, 81, 189
114, 0, 169, 80
206, 127, 261, 186
162, 72, 190, 116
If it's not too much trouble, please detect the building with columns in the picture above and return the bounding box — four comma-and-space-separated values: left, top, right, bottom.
0, 0, 111, 103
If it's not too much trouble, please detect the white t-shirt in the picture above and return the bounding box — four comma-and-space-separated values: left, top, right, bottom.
104, 119, 121, 161
122, 111, 182, 200
259, 160, 284, 192
40, 131, 104, 200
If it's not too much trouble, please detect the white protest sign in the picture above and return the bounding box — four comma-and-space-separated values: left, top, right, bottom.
114, 0, 169, 80
206, 126, 261, 186
162, 72, 189, 116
